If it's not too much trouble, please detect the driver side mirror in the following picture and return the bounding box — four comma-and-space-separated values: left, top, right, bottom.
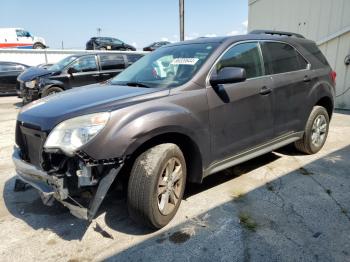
210, 67, 246, 86
67, 67, 77, 75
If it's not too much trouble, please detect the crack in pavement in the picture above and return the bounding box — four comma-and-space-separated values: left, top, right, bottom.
291, 157, 350, 222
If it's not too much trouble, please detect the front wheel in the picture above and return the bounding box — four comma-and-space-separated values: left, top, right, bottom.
33, 43, 45, 49
41, 86, 64, 97
295, 106, 330, 154
127, 143, 186, 229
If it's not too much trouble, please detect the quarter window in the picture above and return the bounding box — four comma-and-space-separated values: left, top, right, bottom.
70, 56, 98, 73
261, 42, 308, 74
99, 54, 125, 70
215, 42, 263, 79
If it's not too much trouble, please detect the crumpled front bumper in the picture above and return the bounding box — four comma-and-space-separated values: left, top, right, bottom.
12, 147, 122, 220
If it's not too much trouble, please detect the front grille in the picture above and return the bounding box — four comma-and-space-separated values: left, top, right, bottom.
16, 121, 47, 168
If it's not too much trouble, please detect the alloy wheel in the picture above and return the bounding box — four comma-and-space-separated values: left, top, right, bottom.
311, 114, 327, 147
157, 157, 183, 215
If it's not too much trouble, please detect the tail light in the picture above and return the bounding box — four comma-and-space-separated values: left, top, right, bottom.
330, 70, 336, 84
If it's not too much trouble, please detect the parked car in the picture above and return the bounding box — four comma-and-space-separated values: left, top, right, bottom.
0, 28, 47, 49
86, 37, 136, 51
13, 31, 335, 229
17, 52, 143, 103
0, 61, 29, 95
143, 41, 170, 51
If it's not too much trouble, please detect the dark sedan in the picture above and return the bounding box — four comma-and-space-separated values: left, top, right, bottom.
86, 37, 136, 51
17, 52, 144, 103
0, 62, 29, 95
143, 41, 170, 51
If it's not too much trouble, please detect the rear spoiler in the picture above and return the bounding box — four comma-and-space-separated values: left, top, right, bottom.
250, 30, 305, 39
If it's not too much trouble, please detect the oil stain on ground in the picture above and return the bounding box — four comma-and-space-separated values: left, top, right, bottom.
169, 230, 192, 244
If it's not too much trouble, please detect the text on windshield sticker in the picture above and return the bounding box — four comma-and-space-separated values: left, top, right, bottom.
171, 58, 199, 65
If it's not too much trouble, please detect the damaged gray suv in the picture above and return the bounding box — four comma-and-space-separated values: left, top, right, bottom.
13, 30, 335, 229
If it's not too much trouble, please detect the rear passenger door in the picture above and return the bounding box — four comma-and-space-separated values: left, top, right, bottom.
260, 41, 310, 137
98, 53, 126, 82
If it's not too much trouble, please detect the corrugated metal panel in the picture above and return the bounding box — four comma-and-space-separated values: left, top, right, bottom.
248, 0, 350, 109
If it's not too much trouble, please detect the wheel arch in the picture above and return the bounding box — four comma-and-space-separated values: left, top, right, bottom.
122, 131, 204, 184
40, 83, 65, 96
315, 96, 334, 119
33, 42, 46, 48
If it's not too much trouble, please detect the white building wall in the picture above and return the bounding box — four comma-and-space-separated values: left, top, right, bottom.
248, 0, 350, 109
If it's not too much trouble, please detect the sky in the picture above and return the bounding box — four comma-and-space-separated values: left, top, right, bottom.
0, 0, 248, 50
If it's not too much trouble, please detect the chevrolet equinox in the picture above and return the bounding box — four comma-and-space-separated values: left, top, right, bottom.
13, 31, 335, 229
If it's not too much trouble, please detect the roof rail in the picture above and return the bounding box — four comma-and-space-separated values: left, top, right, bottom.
249, 30, 305, 39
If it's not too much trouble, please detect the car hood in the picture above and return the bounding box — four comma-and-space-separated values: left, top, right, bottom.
17, 67, 53, 82
18, 83, 169, 131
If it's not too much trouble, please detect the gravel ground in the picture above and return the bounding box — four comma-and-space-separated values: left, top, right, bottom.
0, 96, 349, 262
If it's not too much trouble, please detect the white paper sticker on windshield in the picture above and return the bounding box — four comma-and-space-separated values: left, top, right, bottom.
171, 58, 199, 65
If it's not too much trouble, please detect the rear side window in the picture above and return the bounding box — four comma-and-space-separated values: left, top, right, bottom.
216, 42, 263, 79
261, 42, 308, 74
99, 54, 125, 70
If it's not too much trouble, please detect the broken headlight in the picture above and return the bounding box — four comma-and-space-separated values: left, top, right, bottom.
25, 79, 37, 88
44, 112, 110, 155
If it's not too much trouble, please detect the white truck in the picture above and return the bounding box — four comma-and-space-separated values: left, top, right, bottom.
0, 28, 47, 49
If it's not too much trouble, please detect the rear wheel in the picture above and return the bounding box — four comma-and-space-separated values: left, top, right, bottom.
42, 86, 64, 97
295, 106, 329, 154
127, 143, 186, 229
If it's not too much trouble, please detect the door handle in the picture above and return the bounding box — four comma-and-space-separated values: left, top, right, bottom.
92, 74, 100, 77
102, 73, 111, 76
259, 86, 272, 95
303, 75, 311, 82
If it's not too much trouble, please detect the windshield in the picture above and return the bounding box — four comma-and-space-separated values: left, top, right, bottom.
111, 42, 219, 88
48, 55, 78, 72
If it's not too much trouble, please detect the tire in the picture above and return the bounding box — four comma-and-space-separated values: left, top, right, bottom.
33, 43, 45, 49
41, 86, 64, 97
295, 106, 330, 154
127, 143, 186, 229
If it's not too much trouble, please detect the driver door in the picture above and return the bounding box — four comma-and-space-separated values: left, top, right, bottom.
15, 29, 33, 48
207, 42, 274, 163
66, 55, 101, 88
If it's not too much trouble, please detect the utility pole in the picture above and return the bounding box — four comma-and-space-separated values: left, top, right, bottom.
179, 0, 184, 41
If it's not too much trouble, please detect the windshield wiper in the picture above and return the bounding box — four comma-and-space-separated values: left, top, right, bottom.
125, 81, 151, 88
